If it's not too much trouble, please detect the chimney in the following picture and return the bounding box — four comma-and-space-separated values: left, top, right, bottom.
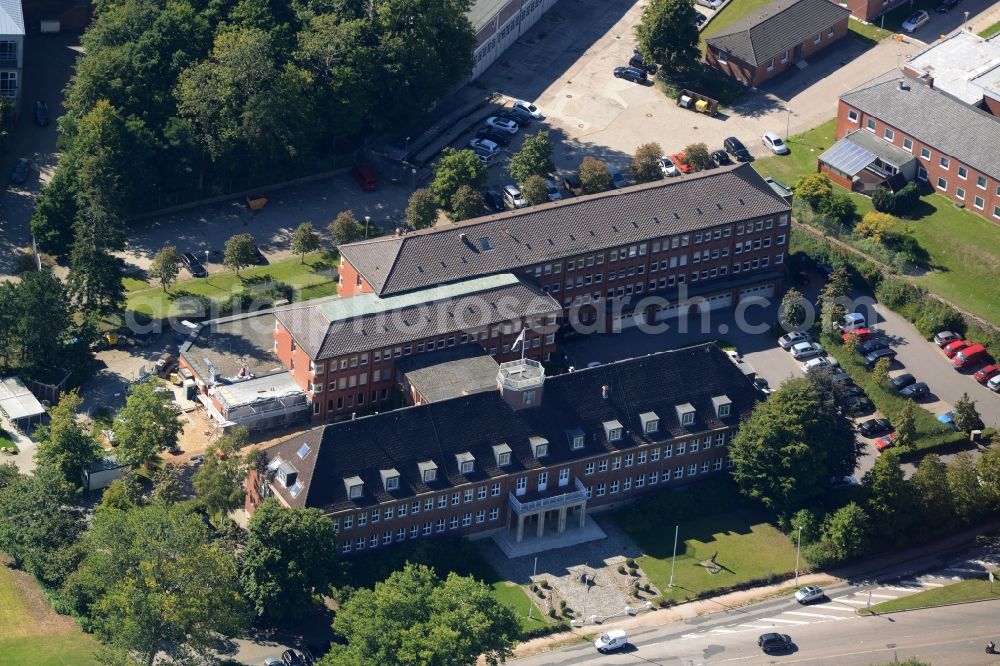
460, 232, 468, 241
601, 385, 609, 399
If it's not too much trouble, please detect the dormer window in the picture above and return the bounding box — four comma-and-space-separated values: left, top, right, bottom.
603, 420, 623, 442
418, 460, 438, 483
639, 411, 659, 435
530, 436, 549, 459
712, 395, 733, 419
456, 452, 475, 475
276, 461, 298, 488
493, 443, 512, 467
380, 468, 400, 492
566, 428, 585, 451
675, 403, 696, 427
344, 475, 364, 499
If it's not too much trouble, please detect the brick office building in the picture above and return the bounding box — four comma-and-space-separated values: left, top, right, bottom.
830, 69, 1000, 224
838, 0, 909, 22
246, 344, 759, 556
705, 0, 851, 87
337, 164, 792, 331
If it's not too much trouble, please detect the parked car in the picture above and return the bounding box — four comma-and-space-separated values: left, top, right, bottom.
802, 356, 837, 373
791, 341, 825, 360
281, 649, 305, 666
9, 157, 30, 184
857, 418, 892, 437
264, 658, 283, 666
902, 9, 930, 32
758, 633, 793, 654
485, 116, 519, 134
629, 51, 657, 74
594, 629, 628, 653
857, 339, 890, 357
753, 377, 775, 396
34, 100, 50, 126
890, 373, 916, 391
180, 251, 208, 278
875, 433, 897, 452
724, 136, 751, 162
610, 167, 628, 189
840, 312, 867, 332
935, 0, 961, 11
933, 330, 961, 347
670, 152, 693, 174
498, 108, 534, 126
502, 184, 527, 209
974, 364, 1000, 384
842, 327, 873, 343
562, 173, 583, 195
476, 128, 512, 146
544, 179, 563, 201
778, 331, 811, 350
711, 149, 731, 167
469, 138, 500, 154
900, 382, 930, 399
693, 11, 707, 25
943, 339, 972, 358
938, 410, 959, 431
659, 156, 679, 177
472, 149, 493, 165
513, 99, 543, 119
695, 0, 723, 8
613, 66, 648, 84
848, 395, 875, 415
952, 344, 987, 369
865, 347, 897, 368
988, 375, 1000, 392
353, 164, 377, 191
762, 132, 789, 155
483, 190, 504, 213
795, 586, 825, 604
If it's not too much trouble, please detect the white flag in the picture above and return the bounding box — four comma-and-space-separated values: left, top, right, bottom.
512, 328, 527, 350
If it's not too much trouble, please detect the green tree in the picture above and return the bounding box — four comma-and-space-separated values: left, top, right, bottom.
33, 390, 102, 489
790, 508, 821, 545
818, 267, 849, 338
683, 142, 713, 172
977, 444, 1000, 508
820, 501, 870, 562
193, 427, 251, 519
449, 185, 484, 222
842, 332, 861, 355
634, 0, 700, 73
862, 449, 916, 545
910, 454, 953, 531
855, 212, 898, 244
13, 270, 72, 371
818, 190, 856, 224
795, 173, 833, 208
224, 233, 257, 276
291, 222, 321, 262
112, 379, 184, 468
729, 377, 858, 516
149, 245, 181, 292
779, 287, 807, 329
97, 471, 144, 514
406, 188, 439, 230
579, 156, 613, 194
241, 498, 340, 623
894, 399, 917, 452
521, 174, 550, 206
329, 210, 363, 247
150, 463, 184, 505
947, 452, 987, 525
507, 131, 555, 186
871, 187, 896, 213
953, 393, 982, 433
631, 142, 664, 184
30, 169, 79, 254
872, 357, 892, 385
430, 148, 487, 207
62, 502, 250, 664
324, 563, 520, 666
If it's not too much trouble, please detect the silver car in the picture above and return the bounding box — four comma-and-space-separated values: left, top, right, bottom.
790, 341, 824, 360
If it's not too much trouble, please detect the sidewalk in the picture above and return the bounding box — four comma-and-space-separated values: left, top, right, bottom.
967, 2, 1000, 34
508, 519, 1000, 659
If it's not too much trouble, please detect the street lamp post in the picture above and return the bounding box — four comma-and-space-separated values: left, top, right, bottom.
785, 108, 792, 140
794, 525, 803, 587
364, 216, 371, 239
668, 524, 679, 588
404, 136, 411, 158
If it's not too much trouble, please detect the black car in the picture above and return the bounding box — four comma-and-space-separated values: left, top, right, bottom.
498, 108, 533, 126
935, 0, 960, 11
35, 100, 50, 126
181, 251, 208, 278
900, 382, 930, 399
865, 347, 897, 368
858, 418, 892, 437
847, 396, 875, 415
711, 149, 731, 167
9, 157, 30, 184
857, 339, 890, 357
628, 51, 657, 74
693, 12, 707, 25
281, 650, 305, 666
483, 190, 504, 213
476, 128, 511, 147
723, 137, 751, 162
613, 66, 648, 84
890, 373, 916, 391
758, 633, 793, 653
816, 262, 835, 279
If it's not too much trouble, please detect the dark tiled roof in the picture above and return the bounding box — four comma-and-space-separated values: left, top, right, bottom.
706, 0, 851, 66
396, 346, 500, 403
840, 69, 1000, 178
339, 164, 790, 296
261, 344, 759, 512
274, 274, 561, 360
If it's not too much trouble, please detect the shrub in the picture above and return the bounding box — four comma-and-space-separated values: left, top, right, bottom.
630, 568, 640, 577
539, 579, 549, 589
855, 212, 898, 243
893, 182, 921, 213
559, 599, 567, 609
818, 190, 857, 224
874, 276, 923, 311
625, 558, 636, 568
914, 300, 965, 339
548, 608, 557, 618
794, 173, 833, 208
536, 589, 545, 598
871, 187, 896, 213
643, 583, 652, 592
617, 564, 627, 575
530, 583, 537, 592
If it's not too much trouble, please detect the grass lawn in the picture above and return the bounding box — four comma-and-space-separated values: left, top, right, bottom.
490, 581, 554, 634
848, 17, 892, 43
701, 0, 777, 40
125, 251, 339, 319
625, 509, 800, 603
0, 563, 101, 665
751, 118, 838, 186
864, 578, 1000, 614
980, 19, 1000, 38
0, 428, 18, 454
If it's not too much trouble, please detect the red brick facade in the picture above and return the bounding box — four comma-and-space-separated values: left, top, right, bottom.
840, 0, 908, 22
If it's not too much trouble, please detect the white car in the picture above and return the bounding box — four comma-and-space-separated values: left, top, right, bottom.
988, 374, 1000, 392
695, 0, 722, 8
659, 156, 678, 177
902, 10, 930, 32
502, 184, 527, 209
762, 131, 789, 155
468, 138, 499, 154
545, 178, 562, 201
794, 586, 825, 604
594, 629, 628, 653
802, 356, 838, 373
486, 117, 519, 134
778, 331, 811, 350
790, 341, 824, 360
513, 100, 543, 119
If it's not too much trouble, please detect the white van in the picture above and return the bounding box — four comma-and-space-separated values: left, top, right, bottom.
840, 312, 866, 332
594, 629, 628, 653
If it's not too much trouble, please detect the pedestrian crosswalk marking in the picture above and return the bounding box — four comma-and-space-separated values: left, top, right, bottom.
867, 592, 898, 598
760, 617, 808, 624
783, 611, 850, 620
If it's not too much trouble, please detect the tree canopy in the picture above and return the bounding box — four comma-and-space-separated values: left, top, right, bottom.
507, 131, 555, 185
149, 245, 181, 292
430, 148, 487, 207
112, 379, 184, 467
449, 185, 484, 222
33, 390, 102, 489
406, 189, 439, 230
224, 233, 257, 275
579, 156, 612, 195
631, 142, 664, 184
634, 0, 700, 73
291, 222, 321, 262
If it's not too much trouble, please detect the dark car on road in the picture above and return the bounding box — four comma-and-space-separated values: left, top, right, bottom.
935, 0, 961, 11
498, 108, 534, 126
858, 418, 892, 437
857, 339, 890, 357
613, 66, 648, 84
865, 347, 897, 368
890, 373, 916, 391
629, 50, 657, 74
847, 395, 875, 415
900, 382, 930, 399
35, 100, 50, 126
9, 158, 30, 184
723, 137, 751, 162
758, 633, 793, 653
483, 190, 504, 213
711, 149, 731, 167
181, 251, 208, 278
476, 128, 511, 147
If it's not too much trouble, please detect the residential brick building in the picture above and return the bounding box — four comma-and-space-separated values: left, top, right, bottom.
0, 0, 24, 110
469, 0, 557, 80
705, 0, 851, 87
831, 68, 1000, 223
838, 0, 909, 22
246, 344, 759, 556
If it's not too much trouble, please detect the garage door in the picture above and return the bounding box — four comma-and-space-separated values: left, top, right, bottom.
704, 293, 733, 310
654, 303, 681, 321
739, 284, 774, 302
614, 312, 648, 330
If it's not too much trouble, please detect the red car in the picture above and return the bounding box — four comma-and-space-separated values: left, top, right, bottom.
842, 328, 873, 343
875, 433, 896, 452
670, 152, 693, 174
974, 364, 1000, 384
943, 339, 972, 358
353, 164, 377, 191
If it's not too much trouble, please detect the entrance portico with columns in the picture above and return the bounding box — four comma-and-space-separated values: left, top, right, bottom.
493, 478, 607, 557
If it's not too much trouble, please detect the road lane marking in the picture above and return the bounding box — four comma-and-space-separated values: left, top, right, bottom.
760, 617, 809, 624
835, 598, 867, 605
871, 590, 904, 595
784, 611, 852, 620
814, 605, 856, 612
945, 567, 989, 573
909, 579, 944, 587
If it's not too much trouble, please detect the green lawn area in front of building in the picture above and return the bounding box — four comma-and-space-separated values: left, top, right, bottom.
0, 428, 18, 454
980, 19, 1000, 38
701, 0, 781, 41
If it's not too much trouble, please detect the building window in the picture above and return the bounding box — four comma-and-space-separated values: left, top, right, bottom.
866, 118, 876, 132
917, 166, 928, 181
902, 138, 912, 151
625, 454, 634, 468
610, 480, 620, 494
814, 32, 821, 43
492, 482, 501, 496
688, 464, 698, 477
489, 507, 499, 521
623, 477, 632, 492
464, 489, 474, 503
681, 412, 695, 426
342, 541, 351, 554
423, 522, 432, 536
410, 525, 418, 539
767, 57, 775, 71
956, 187, 965, 201
883, 128, 894, 141
976, 175, 987, 190
611, 456, 622, 471
827, 27, 834, 37
958, 166, 968, 180
597, 482, 606, 497
358, 513, 367, 527
437, 495, 447, 509
940, 156, 950, 170
937, 177, 947, 192
478, 485, 487, 500
651, 448, 660, 462
974, 196, 984, 210
663, 444, 673, 458
608, 427, 622, 442
920, 147, 931, 160
638, 451, 647, 465
674, 467, 684, 479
